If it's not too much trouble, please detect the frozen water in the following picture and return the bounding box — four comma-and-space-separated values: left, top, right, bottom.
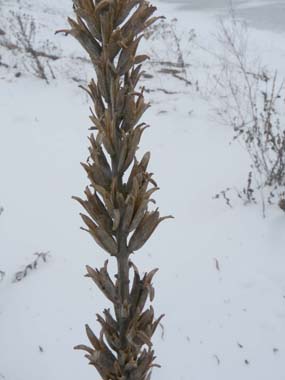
159, 0, 285, 32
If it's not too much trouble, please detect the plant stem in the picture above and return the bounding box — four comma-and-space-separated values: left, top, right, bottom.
117, 232, 130, 349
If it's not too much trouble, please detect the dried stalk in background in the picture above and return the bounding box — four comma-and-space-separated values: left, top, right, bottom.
13, 252, 49, 283
0, 270, 5, 282
211, 12, 285, 215
58, 1, 171, 380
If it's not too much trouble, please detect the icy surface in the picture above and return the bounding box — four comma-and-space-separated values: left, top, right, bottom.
162, 0, 285, 32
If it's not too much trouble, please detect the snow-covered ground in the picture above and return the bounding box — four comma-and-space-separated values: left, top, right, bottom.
1, 1, 285, 380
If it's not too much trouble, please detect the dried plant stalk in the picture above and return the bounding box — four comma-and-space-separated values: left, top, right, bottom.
59, 1, 171, 380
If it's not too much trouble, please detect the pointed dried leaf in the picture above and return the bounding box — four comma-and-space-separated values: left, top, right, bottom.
134, 54, 150, 65
122, 195, 136, 231
152, 314, 165, 335
85, 324, 101, 350
137, 330, 153, 347
117, 135, 128, 173
129, 212, 173, 252
140, 151, 151, 171
117, 36, 143, 75
124, 125, 147, 171
67, 18, 101, 60
116, 0, 141, 26
145, 268, 159, 285
128, 200, 149, 232
74, 344, 94, 354
112, 209, 120, 231
81, 214, 118, 255
86, 262, 117, 302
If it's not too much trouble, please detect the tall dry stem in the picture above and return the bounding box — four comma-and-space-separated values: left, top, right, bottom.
58, 1, 171, 380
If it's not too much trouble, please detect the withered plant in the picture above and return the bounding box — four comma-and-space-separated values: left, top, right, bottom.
212, 12, 285, 215
144, 17, 195, 86
13, 251, 49, 283
0, 12, 59, 82
59, 1, 171, 380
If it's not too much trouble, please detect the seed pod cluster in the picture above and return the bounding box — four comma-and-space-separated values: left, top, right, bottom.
60, 1, 171, 380
75, 261, 165, 380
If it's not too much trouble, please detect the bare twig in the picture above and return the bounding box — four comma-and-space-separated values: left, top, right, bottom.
13, 252, 50, 282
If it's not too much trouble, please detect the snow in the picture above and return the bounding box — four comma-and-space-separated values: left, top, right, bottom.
1, 0, 285, 379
